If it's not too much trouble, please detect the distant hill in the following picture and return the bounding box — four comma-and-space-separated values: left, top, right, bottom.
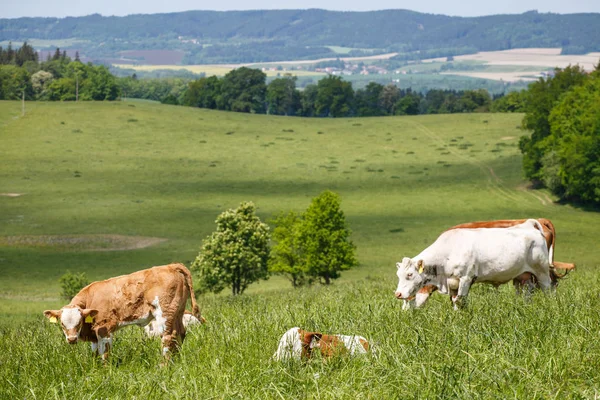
1, 9, 599, 64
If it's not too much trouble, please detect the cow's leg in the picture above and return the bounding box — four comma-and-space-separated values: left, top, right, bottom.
453, 275, 474, 310
402, 299, 415, 310
95, 327, 113, 362
534, 272, 552, 293
415, 286, 435, 308
91, 341, 98, 356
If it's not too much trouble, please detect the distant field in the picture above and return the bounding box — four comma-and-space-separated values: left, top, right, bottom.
115, 63, 325, 77
1, 100, 599, 398
425, 48, 600, 81
0, 38, 89, 48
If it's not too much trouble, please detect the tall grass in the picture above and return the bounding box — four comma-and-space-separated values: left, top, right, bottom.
1, 274, 599, 398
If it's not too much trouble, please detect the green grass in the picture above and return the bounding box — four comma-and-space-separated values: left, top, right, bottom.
1, 100, 599, 398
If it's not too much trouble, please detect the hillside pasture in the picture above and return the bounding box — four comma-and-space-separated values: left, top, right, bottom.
0, 100, 599, 398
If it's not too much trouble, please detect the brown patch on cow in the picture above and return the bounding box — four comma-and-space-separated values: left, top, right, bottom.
298, 329, 349, 359
0, 193, 23, 197
0, 234, 167, 251
359, 338, 370, 352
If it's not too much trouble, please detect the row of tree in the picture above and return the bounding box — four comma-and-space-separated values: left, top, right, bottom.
0, 44, 119, 101
519, 64, 600, 206
192, 191, 357, 295
181, 67, 495, 117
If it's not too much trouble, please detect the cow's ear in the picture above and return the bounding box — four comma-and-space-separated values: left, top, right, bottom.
417, 260, 424, 274
44, 310, 61, 323
397, 257, 411, 269
81, 309, 98, 323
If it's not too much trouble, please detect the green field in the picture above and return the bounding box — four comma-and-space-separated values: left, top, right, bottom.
1, 100, 599, 398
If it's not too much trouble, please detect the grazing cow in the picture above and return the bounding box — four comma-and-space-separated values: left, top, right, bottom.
402, 218, 576, 309
272, 327, 373, 361
144, 310, 205, 337
395, 219, 551, 310
44, 263, 200, 361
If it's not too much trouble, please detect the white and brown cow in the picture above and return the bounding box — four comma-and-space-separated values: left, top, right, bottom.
402, 218, 576, 309
44, 263, 200, 361
272, 327, 374, 361
395, 219, 552, 310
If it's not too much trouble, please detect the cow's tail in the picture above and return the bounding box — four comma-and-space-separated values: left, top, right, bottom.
176, 263, 201, 320
537, 218, 575, 281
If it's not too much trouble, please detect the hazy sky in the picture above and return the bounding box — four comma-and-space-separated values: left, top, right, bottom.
2, 0, 600, 19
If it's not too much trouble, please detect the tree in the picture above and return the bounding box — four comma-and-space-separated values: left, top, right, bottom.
266, 75, 301, 116
519, 65, 588, 182
379, 84, 400, 115
315, 75, 354, 117
269, 211, 308, 287
299, 84, 318, 117
355, 82, 384, 116
298, 191, 357, 284
191, 202, 270, 295
31, 70, 54, 99
544, 76, 600, 204
218, 67, 266, 113
182, 75, 221, 108
395, 91, 421, 115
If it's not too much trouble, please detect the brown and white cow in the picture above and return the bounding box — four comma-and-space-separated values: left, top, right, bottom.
272, 327, 374, 361
44, 263, 200, 361
401, 218, 576, 310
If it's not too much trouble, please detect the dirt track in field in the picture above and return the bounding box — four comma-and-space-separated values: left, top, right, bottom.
0, 234, 167, 251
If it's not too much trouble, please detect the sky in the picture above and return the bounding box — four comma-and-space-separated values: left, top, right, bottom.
2, 0, 600, 19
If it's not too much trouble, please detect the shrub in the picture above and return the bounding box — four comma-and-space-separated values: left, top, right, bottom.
59, 271, 89, 300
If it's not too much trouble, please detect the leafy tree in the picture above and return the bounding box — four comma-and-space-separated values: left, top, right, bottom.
182, 75, 221, 108
543, 77, 600, 204
298, 191, 357, 284
218, 67, 266, 113
191, 202, 270, 295
379, 84, 400, 115
355, 82, 384, 116
268, 211, 309, 287
395, 91, 421, 115
0, 65, 33, 100
47, 77, 76, 101
31, 70, 54, 99
519, 65, 588, 182
299, 84, 318, 117
491, 90, 526, 112
315, 75, 354, 117
459, 89, 491, 112
266, 75, 301, 116
79, 64, 120, 100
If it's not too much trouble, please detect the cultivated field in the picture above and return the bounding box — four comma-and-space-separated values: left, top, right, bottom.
1, 100, 599, 398
427, 48, 600, 81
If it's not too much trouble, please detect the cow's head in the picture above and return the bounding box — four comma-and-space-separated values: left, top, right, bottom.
394, 258, 431, 300
43, 307, 98, 344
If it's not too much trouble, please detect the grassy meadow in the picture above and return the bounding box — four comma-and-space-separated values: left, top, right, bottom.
1, 100, 599, 398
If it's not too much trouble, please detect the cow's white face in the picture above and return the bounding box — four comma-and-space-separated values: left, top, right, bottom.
44, 307, 98, 344
394, 257, 425, 300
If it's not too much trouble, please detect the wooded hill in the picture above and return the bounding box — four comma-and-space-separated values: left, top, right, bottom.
1, 9, 600, 64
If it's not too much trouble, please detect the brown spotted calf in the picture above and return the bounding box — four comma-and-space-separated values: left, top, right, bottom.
272, 327, 374, 361
44, 263, 200, 361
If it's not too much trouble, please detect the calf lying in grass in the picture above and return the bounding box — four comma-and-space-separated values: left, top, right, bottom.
272, 327, 374, 361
